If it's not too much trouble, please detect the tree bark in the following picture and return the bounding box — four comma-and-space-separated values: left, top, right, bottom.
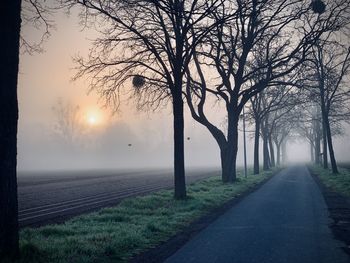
314, 119, 321, 165
314, 119, 321, 164
220, 114, 239, 183
263, 135, 270, 170
172, 3, 187, 199
0, 0, 21, 259
172, 87, 186, 199
321, 116, 328, 169
253, 119, 260, 174
310, 141, 315, 163
319, 83, 329, 169
268, 135, 275, 167
281, 139, 287, 164
324, 113, 338, 173
276, 142, 281, 166
220, 146, 235, 183
261, 122, 270, 171
315, 137, 321, 164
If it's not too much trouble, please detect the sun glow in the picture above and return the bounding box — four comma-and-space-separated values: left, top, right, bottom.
88, 115, 97, 125
86, 110, 102, 126
84, 107, 110, 129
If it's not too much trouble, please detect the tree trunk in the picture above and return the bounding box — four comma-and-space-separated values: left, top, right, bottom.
321, 117, 328, 169
276, 142, 281, 166
188, 101, 237, 184
0, 0, 21, 260
172, 88, 186, 199
261, 123, 270, 171
268, 135, 275, 167
315, 139, 321, 164
310, 141, 315, 163
319, 87, 329, 169
220, 146, 235, 183
281, 140, 287, 164
253, 119, 260, 174
229, 118, 239, 182
314, 125, 321, 165
324, 114, 338, 174
263, 135, 270, 170
220, 114, 239, 183
314, 115, 321, 164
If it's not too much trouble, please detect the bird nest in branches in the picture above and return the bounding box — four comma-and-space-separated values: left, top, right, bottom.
311, 0, 326, 14
132, 75, 146, 88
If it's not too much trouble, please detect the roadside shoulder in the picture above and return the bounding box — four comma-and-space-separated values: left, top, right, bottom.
308, 166, 350, 256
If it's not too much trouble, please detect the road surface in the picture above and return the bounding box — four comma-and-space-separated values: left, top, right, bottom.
18, 168, 219, 227
165, 166, 349, 263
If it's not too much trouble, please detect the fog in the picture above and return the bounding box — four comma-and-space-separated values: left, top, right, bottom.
17, 9, 350, 173
17, 109, 350, 172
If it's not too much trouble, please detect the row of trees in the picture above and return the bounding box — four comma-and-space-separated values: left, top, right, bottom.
300, 39, 350, 173
244, 37, 350, 176
65, 0, 350, 192
2, 0, 350, 260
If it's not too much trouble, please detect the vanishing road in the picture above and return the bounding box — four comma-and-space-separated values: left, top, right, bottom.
18, 168, 219, 227
166, 166, 349, 263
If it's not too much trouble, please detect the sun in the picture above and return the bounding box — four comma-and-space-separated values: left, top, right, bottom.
84, 108, 107, 127
86, 111, 102, 127
87, 114, 98, 126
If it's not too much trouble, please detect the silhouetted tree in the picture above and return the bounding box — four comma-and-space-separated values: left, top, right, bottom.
296, 55, 350, 165
64, 0, 227, 198
185, 0, 347, 182
0, 1, 54, 259
271, 109, 299, 166
259, 86, 301, 170
296, 105, 322, 163
52, 99, 86, 146
248, 86, 293, 172
0, 1, 22, 260
305, 39, 350, 173
249, 84, 299, 172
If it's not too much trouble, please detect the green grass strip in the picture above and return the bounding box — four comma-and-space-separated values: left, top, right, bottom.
17, 169, 277, 263
310, 165, 350, 198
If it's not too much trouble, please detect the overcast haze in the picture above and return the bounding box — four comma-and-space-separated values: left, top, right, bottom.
17, 9, 350, 172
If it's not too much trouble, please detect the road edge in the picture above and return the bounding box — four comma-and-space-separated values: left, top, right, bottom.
308, 166, 350, 256
129, 168, 282, 263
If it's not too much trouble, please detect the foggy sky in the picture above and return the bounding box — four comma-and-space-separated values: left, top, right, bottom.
17, 9, 350, 172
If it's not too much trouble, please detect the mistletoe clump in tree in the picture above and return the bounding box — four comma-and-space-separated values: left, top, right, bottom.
184, 0, 350, 182
64, 0, 232, 198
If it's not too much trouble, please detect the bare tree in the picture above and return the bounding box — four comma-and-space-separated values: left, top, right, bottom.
296, 105, 321, 163
52, 99, 87, 147
63, 0, 229, 199
304, 39, 350, 173
185, 0, 348, 182
248, 84, 298, 173
272, 104, 302, 166
297, 86, 350, 168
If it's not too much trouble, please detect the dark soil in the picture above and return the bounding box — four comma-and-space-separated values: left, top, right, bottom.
310, 168, 350, 256
129, 171, 279, 263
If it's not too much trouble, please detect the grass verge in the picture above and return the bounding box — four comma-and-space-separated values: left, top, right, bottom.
309, 165, 350, 198
17, 169, 277, 263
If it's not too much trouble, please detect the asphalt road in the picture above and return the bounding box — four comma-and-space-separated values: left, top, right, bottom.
18, 167, 219, 227
165, 166, 349, 263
